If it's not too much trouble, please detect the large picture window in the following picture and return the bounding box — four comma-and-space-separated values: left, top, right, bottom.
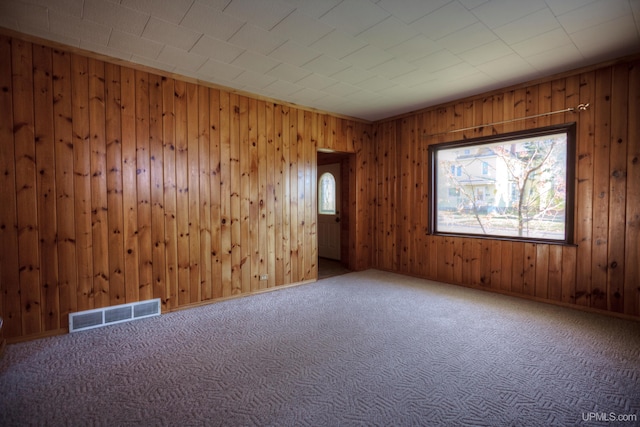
428, 124, 576, 244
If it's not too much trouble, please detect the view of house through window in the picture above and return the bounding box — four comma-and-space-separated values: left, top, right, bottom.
429, 124, 575, 243
319, 172, 336, 215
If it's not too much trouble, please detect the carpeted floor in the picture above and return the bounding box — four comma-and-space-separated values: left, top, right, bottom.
1, 270, 639, 426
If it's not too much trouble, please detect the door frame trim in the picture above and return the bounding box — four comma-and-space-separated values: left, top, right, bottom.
317, 151, 356, 270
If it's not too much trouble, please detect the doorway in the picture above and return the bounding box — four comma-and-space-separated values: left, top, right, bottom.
317, 151, 354, 279
318, 162, 341, 260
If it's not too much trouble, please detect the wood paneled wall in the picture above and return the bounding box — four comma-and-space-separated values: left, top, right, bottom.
372, 57, 640, 318
0, 35, 374, 341
1, 32, 637, 342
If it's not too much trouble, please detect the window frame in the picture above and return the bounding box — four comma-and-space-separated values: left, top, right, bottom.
428, 123, 576, 245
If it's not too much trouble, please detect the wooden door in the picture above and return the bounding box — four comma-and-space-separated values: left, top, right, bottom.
318, 163, 341, 260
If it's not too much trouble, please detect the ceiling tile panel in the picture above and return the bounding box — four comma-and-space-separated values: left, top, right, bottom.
385, 35, 440, 63
377, 0, 450, 25
344, 89, 382, 103
430, 62, 482, 81
302, 55, 350, 76
458, 0, 490, 8
80, 39, 132, 62
356, 16, 419, 51
367, 57, 417, 80
477, 53, 539, 82
525, 43, 584, 73
157, 45, 208, 72
232, 69, 278, 89
265, 62, 312, 83
287, 87, 329, 104
190, 36, 244, 63
510, 28, 574, 58
269, 11, 333, 47
493, 8, 561, 45
109, 29, 164, 59
228, 23, 285, 55
570, 14, 640, 59
142, 16, 201, 51
457, 39, 513, 66
354, 75, 398, 92
121, 0, 193, 24
27, 0, 83, 17
49, 10, 111, 46
544, 0, 599, 17
330, 66, 376, 85
322, 81, 362, 97
557, 0, 632, 34
280, 0, 341, 19
340, 45, 395, 70
269, 40, 321, 66
0, 0, 48, 30
223, 0, 295, 31
389, 68, 437, 87
319, 0, 389, 36
84, 0, 149, 36
411, 1, 478, 40
470, 0, 546, 29
437, 22, 497, 55
295, 73, 338, 91
410, 49, 463, 73
130, 54, 177, 73
196, 58, 244, 81
310, 30, 367, 59
231, 50, 280, 74
262, 79, 304, 97
180, 2, 244, 40
16, 25, 80, 47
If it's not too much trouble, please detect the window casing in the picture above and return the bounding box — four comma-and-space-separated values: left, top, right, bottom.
428, 124, 576, 244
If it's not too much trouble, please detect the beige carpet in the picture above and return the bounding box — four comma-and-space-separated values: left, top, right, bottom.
1, 270, 639, 426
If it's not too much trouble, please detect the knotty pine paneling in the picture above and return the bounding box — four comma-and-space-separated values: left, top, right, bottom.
2, 32, 636, 342
0, 35, 374, 342
373, 56, 640, 319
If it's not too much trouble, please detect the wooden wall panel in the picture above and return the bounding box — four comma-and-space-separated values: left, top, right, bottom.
14, 40, 42, 335
149, 74, 166, 303
120, 67, 140, 304
0, 36, 21, 338
209, 89, 222, 299
136, 71, 153, 303
0, 36, 375, 342
2, 33, 637, 341
625, 61, 640, 316
52, 48, 77, 323
105, 63, 125, 307
162, 76, 178, 309
373, 57, 640, 320
88, 58, 109, 309
33, 45, 59, 331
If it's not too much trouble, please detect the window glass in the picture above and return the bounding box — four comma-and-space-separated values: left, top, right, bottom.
429, 124, 575, 243
319, 172, 336, 215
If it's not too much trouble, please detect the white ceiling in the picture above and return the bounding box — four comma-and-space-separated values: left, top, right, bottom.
2, 0, 639, 121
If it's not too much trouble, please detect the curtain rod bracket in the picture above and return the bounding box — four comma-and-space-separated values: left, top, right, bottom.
569, 103, 590, 112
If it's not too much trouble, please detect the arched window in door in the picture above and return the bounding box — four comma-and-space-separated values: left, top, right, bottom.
318, 172, 336, 214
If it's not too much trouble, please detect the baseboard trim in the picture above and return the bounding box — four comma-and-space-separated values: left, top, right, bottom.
170, 278, 318, 314
374, 268, 640, 323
